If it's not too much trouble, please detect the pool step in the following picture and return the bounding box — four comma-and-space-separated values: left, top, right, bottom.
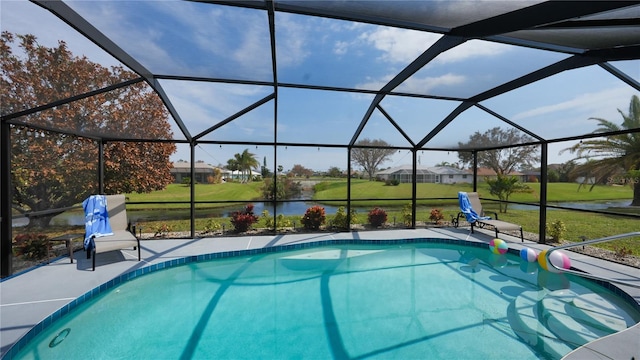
542, 291, 612, 346
507, 290, 572, 360
541, 289, 638, 347
509, 289, 636, 358
569, 292, 639, 332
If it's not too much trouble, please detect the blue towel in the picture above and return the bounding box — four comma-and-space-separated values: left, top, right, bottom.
458, 192, 491, 224
83, 195, 113, 251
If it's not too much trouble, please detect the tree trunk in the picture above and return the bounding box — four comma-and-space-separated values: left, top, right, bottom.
632, 181, 640, 206
26, 215, 56, 229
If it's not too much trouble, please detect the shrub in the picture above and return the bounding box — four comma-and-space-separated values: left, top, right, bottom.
202, 219, 221, 234
546, 220, 566, 242
261, 177, 302, 200
429, 208, 444, 224
368, 207, 387, 227
262, 210, 274, 228
230, 204, 259, 233
301, 206, 326, 230
276, 214, 292, 229
154, 223, 173, 237
332, 206, 358, 229
263, 210, 292, 230
13, 233, 49, 260
384, 179, 400, 186
401, 204, 412, 226
613, 244, 633, 258
181, 177, 196, 186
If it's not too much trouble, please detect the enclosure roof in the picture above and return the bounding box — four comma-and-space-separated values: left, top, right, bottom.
2, 1, 639, 160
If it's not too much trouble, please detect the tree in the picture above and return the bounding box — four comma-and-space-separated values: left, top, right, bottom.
435, 161, 461, 169
561, 95, 640, 206
351, 138, 396, 180
557, 160, 578, 182
2, 32, 176, 228
290, 164, 313, 178
261, 176, 301, 200
327, 166, 342, 178
457, 127, 540, 175
547, 169, 560, 183
226, 157, 240, 177
236, 149, 260, 182
261, 156, 271, 178
486, 174, 531, 213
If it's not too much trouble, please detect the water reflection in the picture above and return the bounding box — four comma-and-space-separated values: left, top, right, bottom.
12, 199, 634, 227
510, 200, 632, 211
13, 201, 344, 227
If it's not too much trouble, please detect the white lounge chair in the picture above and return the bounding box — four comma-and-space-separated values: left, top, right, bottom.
85, 194, 140, 270
455, 191, 523, 242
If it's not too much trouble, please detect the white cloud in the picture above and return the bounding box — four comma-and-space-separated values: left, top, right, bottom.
436, 39, 511, 64
512, 87, 636, 122
359, 27, 440, 64
275, 13, 312, 67
398, 73, 466, 93
359, 28, 510, 66
357, 73, 465, 93
334, 41, 349, 55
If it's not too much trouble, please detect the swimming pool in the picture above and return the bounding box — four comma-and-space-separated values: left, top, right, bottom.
7, 240, 640, 359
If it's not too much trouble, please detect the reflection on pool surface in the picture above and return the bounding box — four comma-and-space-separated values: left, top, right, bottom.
10, 241, 640, 360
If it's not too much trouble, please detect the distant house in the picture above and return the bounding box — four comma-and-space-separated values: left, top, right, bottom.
375, 165, 472, 184
170, 161, 218, 184
474, 168, 527, 182
171, 161, 262, 183
221, 169, 262, 181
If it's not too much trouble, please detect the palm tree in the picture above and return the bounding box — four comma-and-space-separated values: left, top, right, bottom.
561, 95, 640, 206
235, 149, 259, 182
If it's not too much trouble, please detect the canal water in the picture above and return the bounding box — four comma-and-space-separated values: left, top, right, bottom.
12, 199, 634, 227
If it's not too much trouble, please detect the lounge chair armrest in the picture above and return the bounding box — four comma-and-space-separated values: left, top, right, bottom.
129, 222, 142, 239
452, 212, 466, 228
488, 211, 499, 220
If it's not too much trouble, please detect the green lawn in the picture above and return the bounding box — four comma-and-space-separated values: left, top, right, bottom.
313, 180, 633, 207
114, 180, 640, 257
123, 180, 633, 206
12, 180, 638, 270
125, 182, 263, 209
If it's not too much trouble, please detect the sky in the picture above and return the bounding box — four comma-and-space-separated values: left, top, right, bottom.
2, 0, 639, 173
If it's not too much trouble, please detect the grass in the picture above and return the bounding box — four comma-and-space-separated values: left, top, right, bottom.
14, 179, 640, 259
121, 180, 633, 208
314, 180, 634, 204
124, 182, 263, 210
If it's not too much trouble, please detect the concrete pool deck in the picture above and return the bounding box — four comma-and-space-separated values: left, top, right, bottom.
1, 227, 639, 359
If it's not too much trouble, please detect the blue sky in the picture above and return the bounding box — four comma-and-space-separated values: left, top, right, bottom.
2, 0, 638, 173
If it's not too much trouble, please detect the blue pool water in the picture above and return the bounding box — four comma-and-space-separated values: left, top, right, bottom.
9, 242, 640, 360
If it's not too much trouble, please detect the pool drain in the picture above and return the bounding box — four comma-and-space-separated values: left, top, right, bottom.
49, 328, 71, 348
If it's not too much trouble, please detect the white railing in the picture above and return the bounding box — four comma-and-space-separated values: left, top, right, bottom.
547, 232, 640, 289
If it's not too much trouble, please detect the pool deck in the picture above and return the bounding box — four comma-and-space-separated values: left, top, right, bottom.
1, 227, 639, 359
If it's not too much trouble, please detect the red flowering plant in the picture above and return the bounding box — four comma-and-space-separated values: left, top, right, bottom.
301, 206, 326, 230
230, 204, 259, 233
13, 233, 50, 260
429, 208, 445, 225
368, 207, 387, 227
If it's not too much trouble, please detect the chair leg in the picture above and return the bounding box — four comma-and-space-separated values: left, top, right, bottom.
92, 249, 96, 271
137, 240, 141, 261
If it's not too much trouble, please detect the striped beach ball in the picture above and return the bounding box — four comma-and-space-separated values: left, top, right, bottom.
489, 238, 508, 255
538, 249, 571, 273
